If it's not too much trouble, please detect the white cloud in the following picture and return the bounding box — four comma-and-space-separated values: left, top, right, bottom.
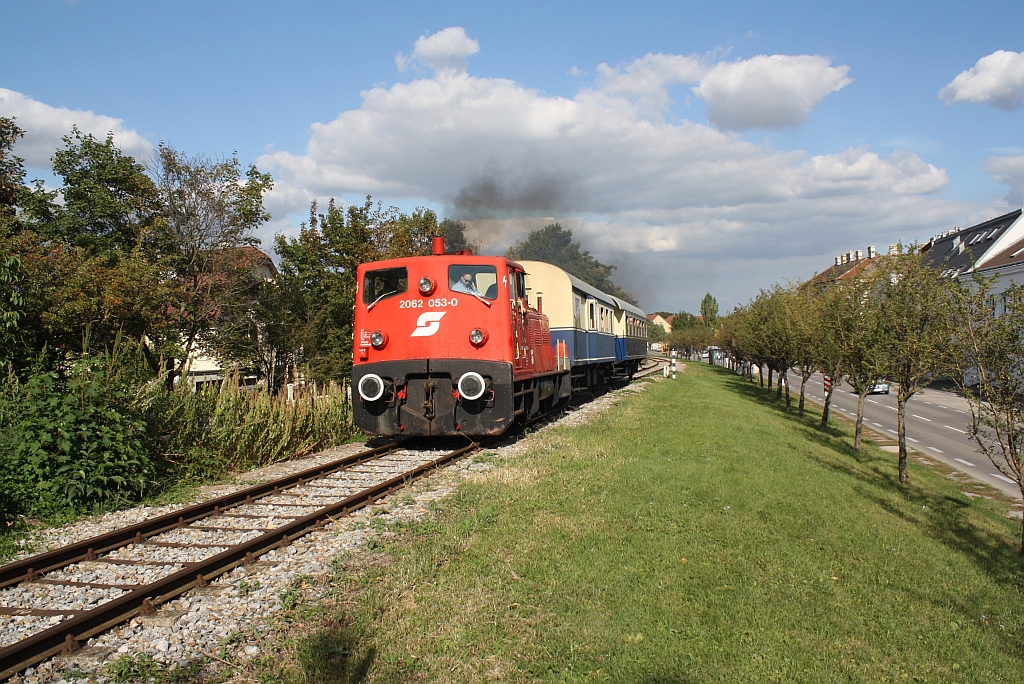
395, 27, 479, 76
596, 53, 704, 110
0, 87, 152, 169
692, 55, 852, 130
260, 32, 965, 311
986, 154, 1024, 206
940, 50, 1024, 110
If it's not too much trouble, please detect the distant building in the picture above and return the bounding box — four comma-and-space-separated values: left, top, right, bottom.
182, 247, 279, 390
804, 245, 883, 289
646, 313, 672, 334
920, 209, 1024, 278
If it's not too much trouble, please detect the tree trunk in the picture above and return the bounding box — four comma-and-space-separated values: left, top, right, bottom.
784, 373, 791, 408
759, 366, 764, 387
854, 391, 866, 450
821, 384, 832, 427
776, 371, 784, 401
768, 368, 774, 391
897, 394, 909, 484
798, 372, 808, 417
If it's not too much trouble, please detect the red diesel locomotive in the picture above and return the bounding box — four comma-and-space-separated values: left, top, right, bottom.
352, 237, 562, 437
351, 237, 646, 437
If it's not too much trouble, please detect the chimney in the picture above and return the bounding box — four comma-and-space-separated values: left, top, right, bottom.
840, 254, 848, 264
856, 249, 864, 260
889, 244, 901, 256
432, 236, 445, 255
867, 245, 877, 258
847, 251, 855, 263
834, 256, 842, 266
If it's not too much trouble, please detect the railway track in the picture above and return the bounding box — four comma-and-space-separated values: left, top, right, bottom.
0, 439, 480, 680
0, 363, 664, 680
634, 358, 669, 379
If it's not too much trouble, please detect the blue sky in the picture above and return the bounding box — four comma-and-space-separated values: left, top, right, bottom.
2, 0, 1023, 312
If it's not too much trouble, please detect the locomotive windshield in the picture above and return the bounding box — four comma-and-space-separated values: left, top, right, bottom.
363, 267, 407, 307
448, 265, 498, 300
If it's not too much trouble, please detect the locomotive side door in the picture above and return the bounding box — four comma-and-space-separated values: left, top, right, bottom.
508, 267, 528, 371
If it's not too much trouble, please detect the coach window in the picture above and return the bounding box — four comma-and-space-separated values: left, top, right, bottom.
363, 267, 407, 306
588, 302, 596, 330
448, 265, 498, 299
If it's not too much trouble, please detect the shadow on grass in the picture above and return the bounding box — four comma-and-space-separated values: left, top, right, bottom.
716, 364, 1024, 659
291, 623, 376, 684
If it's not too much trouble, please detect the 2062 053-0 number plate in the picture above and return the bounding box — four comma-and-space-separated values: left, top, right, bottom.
400, 298, 459, 308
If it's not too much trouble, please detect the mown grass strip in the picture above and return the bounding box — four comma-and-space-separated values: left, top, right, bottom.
266, 365, 1024, 683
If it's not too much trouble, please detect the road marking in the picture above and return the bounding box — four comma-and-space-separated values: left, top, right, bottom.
944, 425, 967, 434
886, 406, 897, 411
954, 458, 976, 467
927, 446, 943, 453
887, 429, 897, 435
867, 399, 878, 404
908, 437, 920, 443
955, 409, 966, 414
991, 473, 1016, 484
924, 401, 932, 405
871, 422, 883, 427
912, 415, 932, 422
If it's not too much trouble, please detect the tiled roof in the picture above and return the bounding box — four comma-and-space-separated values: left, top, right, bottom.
977, 235, 1024, 273
804, 256, 880, 288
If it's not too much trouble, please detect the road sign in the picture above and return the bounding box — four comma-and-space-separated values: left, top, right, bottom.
823, 375, 832, 396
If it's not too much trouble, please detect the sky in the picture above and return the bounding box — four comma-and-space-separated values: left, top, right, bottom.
2, 0, 1023, 314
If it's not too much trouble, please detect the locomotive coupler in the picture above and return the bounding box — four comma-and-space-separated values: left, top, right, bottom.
422, 380, 437, 419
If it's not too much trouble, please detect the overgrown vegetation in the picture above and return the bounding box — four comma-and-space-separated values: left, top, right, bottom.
259, 366, 1024, 683
0, 341, 351, 535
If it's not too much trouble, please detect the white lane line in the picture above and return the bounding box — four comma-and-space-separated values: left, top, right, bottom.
867, 399, 878, 404
954, 458, 976, 467
924, 401, 933, 405
955, 409, 967, 414
871, 422, 883, 427
927, 446, 943, 453
886, 406, 897, 411
991, 473, 1016, 484
907, 437, 920, 443
912, 414, 932, 422
944, 425, 967, 434
887, 429, 897, 435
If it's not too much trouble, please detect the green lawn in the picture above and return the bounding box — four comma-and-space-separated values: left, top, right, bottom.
264, 364, 1024, 683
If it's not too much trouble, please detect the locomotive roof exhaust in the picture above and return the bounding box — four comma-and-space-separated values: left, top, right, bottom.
432, 236, 445, 255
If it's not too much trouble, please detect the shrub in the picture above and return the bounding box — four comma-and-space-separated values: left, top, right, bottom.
2, 358, 152, 517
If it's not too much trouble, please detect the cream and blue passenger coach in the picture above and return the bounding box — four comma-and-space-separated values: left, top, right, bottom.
520, 261, 647, 383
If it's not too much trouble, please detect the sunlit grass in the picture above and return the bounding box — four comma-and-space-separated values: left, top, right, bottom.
264, 365, 1024, 682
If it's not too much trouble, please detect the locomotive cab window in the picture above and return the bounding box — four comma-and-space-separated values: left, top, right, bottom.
448, 265, 498, 300
363, 267, 407, 306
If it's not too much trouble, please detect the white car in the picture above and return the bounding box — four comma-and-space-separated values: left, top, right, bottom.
868, 382, 890, 395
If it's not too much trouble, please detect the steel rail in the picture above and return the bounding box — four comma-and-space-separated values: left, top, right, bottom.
0, 440, 479, 681
0, 442, 403, 592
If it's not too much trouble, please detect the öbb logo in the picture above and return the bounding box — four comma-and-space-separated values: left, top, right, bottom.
411, 311, 446, 337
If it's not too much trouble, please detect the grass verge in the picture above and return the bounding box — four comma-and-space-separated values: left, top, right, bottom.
256, 365, 1024, 682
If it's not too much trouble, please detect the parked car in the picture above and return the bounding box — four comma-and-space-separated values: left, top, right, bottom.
868, 382, 890, 395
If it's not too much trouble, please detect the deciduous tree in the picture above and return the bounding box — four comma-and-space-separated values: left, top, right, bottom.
874, 249, 957, 484
949, 275, 1024, 551
506, 223, 635, 304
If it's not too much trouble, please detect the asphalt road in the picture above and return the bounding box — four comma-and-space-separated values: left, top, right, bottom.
785, 370, 1021, 499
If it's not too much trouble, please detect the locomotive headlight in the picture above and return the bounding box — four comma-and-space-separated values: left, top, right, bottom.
458, 372, 487, 401
418, 276, 435, 295
469, 328, 488, 346
370, 330, 388, 349
358, 374, 386, 402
